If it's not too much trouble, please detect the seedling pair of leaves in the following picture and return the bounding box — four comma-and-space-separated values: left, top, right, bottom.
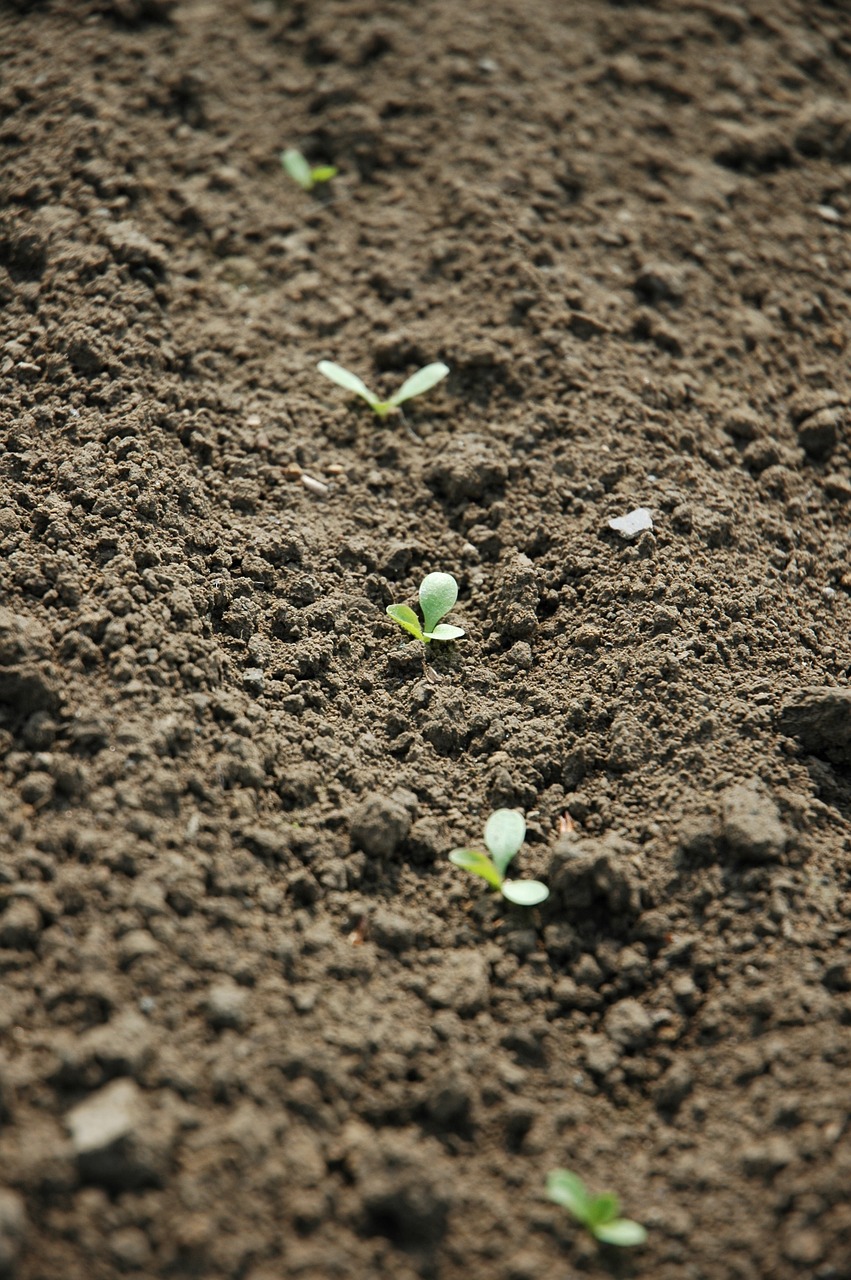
546, 1170, 647, 1247
386, 573, 464, 644
450, 809, 549, 907
281, 148, 337, 191
317, 360, 449, 417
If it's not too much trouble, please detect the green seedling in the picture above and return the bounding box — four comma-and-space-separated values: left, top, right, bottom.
386, 572, 465, 644
546, 1170, 647, 1248
317, 360, 449, 417
450, 809, 549, 907
281, 147, 337, 191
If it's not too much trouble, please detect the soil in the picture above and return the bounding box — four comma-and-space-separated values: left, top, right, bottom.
1, 1, 851, 1278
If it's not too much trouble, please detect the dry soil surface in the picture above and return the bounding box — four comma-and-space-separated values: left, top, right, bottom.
1, 1, 851, 1279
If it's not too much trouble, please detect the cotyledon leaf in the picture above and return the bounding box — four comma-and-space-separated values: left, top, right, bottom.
546, 1169, 592, 1220
593, 1219, 647, 1247
449, 848, 503, 891
484, 808, 525, 878
419, 572, 458, 636
389, 361, 450, 407
317, 361, 381, 409
423, 622, 465, 642
385, 603, 424, 641
501, 879, 549, 907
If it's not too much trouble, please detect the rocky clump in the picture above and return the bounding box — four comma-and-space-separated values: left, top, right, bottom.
779, 688, 851, 765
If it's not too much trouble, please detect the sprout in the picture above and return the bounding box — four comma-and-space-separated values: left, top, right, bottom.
281, 148, 337, 191
317, 360, 449, 417
546, 1170, 647, 1247
450, 810, 549, 907
386, 573, 465, 644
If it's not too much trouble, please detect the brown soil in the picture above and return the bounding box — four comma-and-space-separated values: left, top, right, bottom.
1, 1, 851, 1278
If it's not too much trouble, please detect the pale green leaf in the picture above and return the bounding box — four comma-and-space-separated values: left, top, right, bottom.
424, 622, 465, 642
594, 1219, 647, 1247
386, 604, 424, 642
484, 808, 525, 877
449, 848, 503, 890
546, 1169, 591, 1221
588, 1193, 619, 1227
419, 572, 458, 636
317, 361, 380, 409
388, 362, 450, 407
501, 879, 549, 907
281, 148, 314, 190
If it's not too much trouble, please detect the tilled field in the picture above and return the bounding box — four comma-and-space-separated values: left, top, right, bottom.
1, 2, 850, 1278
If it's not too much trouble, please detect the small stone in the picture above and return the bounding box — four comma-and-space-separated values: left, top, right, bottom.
607, 712, 644, 772
552, 975, 581, 1007
607, 507, 653, 538
241, 667, 264, 694
633, 261, 686, 305
724, 405, 763, 440
824, 472, 851, 501
823, 961, 851, 992
678, 814, 719, 861
573, 953, 605, 988
582, 1033, 621, 1075
103, 220, 167, 275
0, 1190, 26, 1278
779, 687, 851, 764
671, 974, 699, 1012
604, 997, 654, 1050
428, 952, 489, 1014
543, 922, 579, 961
740, 1135, 795, 1178
347, 1127, 450, 1245
59, 1010, 155, 1085
205, 980, 249, 1030
240, 825, 290, 862
0, 899, 42, 950
548, 834, 642, 918
783, 1228, 824, 1266
426, 1071, 475, 1128
720, 783, 788, 863
117, 930, 160, 969
18, 771, 54, 806
21, 711, 57, 750
504, 641, 533, 670
350, 794, 411, 857
653, 1060, 694, 1111
66, 1078, 176, 1188
370, 908, 415, 952
651, 605, 679, 634
787, 387, 842, 426
109, 1226, 152, 1269
796, 407, 841, 459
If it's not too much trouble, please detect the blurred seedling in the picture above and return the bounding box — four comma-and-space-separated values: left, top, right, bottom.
450, 809, 549, 907
546, 1170, 647, 1247
281, 147, 337, 191
386, 572, 465, 645
317, 360, 449, 418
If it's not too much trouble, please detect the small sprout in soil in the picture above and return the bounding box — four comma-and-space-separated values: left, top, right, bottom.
386, 572, 465, 644
281, 147, 337, 191
546, 1170, 647, 1248
317, 360, 449, 417
450, 809, 549, 907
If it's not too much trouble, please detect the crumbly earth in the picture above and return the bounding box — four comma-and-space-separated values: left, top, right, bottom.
1, 1, 850, 1278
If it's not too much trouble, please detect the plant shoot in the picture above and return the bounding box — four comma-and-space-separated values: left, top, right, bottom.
546, 1170, 647, 1247
317, 360, 449, 417
450, 809, 549, 907
282, 148, 337, 191
386, 573, 465, 644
